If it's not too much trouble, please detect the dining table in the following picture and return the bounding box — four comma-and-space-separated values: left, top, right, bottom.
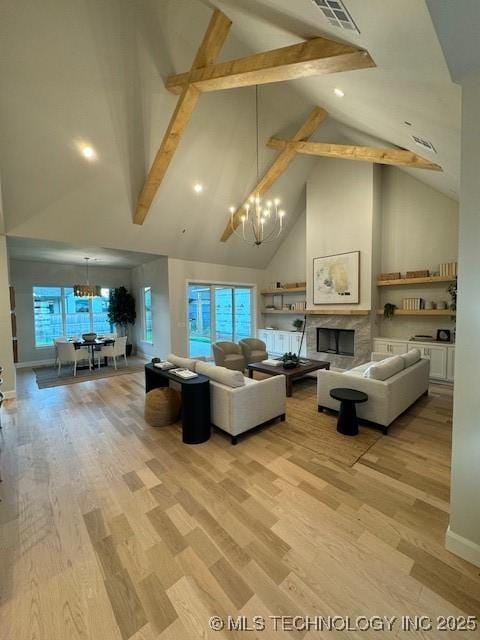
70, 337, 115, 369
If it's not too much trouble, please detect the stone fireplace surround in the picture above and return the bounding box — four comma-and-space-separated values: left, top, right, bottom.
306, 313, 373, 369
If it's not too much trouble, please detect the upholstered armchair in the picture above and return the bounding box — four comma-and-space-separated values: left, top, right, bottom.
239, 338, 268, 365
212, 341, 246, 371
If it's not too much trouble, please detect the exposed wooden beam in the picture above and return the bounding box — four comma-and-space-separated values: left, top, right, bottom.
220, 107, 328, 242
166, 37, 375, 95
134, 10, 232, 225
266, 140, 443, 171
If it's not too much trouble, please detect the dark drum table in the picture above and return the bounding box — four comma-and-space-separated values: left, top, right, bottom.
144, 364, 211, 444
247, 358, 330, 397
329, 387, 368, 437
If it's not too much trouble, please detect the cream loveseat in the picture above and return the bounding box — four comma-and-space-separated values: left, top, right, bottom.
168, 355, 286, 444
317, 350, 430, 433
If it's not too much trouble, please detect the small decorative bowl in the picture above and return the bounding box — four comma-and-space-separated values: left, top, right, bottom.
82, 332, 97, 342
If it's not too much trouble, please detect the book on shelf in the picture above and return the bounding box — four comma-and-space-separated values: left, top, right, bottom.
439, 262, 457, 277
402, 297, 424, 310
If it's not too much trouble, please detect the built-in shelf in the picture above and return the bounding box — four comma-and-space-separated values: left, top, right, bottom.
376, 309, 455, 316
262, 309, 306, 315
377, 275, 455, 287
308, 309, 370, 316
261, 287, 306, 295
263, 309, 370, 316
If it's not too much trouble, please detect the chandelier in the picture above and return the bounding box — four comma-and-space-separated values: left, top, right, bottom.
73, 257, 101, 297
229, 86, 285, 246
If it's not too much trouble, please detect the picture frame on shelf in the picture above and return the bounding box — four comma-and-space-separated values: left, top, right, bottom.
313, 251, 360, 305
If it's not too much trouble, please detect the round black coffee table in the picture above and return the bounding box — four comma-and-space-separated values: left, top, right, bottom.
330, 388, 368, 436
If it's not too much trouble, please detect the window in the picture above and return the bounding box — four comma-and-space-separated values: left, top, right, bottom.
92, 289, 112, 333
33, 286, 113, 347
188, 283, 254, 357
33, 287, 63, 347
143, 287, 152, 342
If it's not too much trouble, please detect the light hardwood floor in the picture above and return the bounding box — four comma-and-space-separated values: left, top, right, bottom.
1, 370, 479, 639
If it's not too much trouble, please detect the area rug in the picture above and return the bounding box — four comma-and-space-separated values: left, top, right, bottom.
33, 358, 146, 389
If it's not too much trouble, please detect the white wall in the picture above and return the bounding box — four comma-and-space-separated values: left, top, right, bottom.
306, 159, 375, 311
0, 236, 15, 394
262, 210, 307, 331
263, 211, 306, 288
168, 257, 264, 356
378, 167, 458, 339
447, 73, 480, 567
10, 260, 132, 364
130, 257, 170, 358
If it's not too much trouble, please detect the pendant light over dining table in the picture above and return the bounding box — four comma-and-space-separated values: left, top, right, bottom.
229, 86, 285, 246
73, 257, 101, 297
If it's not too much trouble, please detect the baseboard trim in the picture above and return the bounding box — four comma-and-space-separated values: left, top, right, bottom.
446, 525, 480, 567
16, 359, 56, 369
135, 350, 151, 361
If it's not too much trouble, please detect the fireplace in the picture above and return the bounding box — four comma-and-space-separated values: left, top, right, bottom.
317, 328, 354, 357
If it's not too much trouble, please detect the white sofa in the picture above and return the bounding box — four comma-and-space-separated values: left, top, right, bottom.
317, 350, 430, 433
168, 355, 286, 444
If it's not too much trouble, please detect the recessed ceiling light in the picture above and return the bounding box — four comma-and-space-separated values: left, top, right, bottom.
193, 183, 203, 193
334, 88, 345, 98
81, 145, 96, 160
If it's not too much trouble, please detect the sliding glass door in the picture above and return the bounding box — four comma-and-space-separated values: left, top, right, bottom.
188, 283, 253, 357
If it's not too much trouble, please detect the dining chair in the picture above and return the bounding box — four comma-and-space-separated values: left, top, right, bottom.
96, 336, 127, 369
54, 337, 68, 366
56, 342, 91, 376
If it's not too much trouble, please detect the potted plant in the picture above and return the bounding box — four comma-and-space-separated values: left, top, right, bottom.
292, 318, 304, 332
448, 278, 457, 311
108, 286, 136, 355
282, 351, 299, 369
383, 302, 397, 319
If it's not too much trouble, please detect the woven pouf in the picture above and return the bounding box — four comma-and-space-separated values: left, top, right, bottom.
144, 387, 181, 427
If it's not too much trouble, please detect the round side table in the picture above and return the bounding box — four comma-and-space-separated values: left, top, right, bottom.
330, 388, 368, 436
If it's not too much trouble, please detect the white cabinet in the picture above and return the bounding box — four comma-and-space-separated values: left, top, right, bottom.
447, 347, 455, 382
374, 337, 454, 382
273, 331, 288, 354
289, 331, 307, 357
258, 329, 275, 354
373, 339, 408, 355
258, 329, 307, 356
408, 344, 447, 380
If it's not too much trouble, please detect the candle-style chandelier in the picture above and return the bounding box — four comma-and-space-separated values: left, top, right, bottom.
228, 86, 285, 246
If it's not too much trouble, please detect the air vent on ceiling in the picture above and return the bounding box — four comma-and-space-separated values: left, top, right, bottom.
311, 0, 360, 33
412, 135, 437, 154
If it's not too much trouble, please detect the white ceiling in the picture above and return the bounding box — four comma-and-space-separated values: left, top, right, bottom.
0, 0, 460, 269
6, 237, 161, 268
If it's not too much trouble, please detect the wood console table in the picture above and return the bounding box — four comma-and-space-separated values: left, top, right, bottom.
144, 364, 211, 444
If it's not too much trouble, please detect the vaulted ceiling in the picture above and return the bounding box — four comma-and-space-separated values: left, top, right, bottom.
0, 0, 460, 269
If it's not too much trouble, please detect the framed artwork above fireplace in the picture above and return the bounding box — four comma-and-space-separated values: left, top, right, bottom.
313, 251, 360, 305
